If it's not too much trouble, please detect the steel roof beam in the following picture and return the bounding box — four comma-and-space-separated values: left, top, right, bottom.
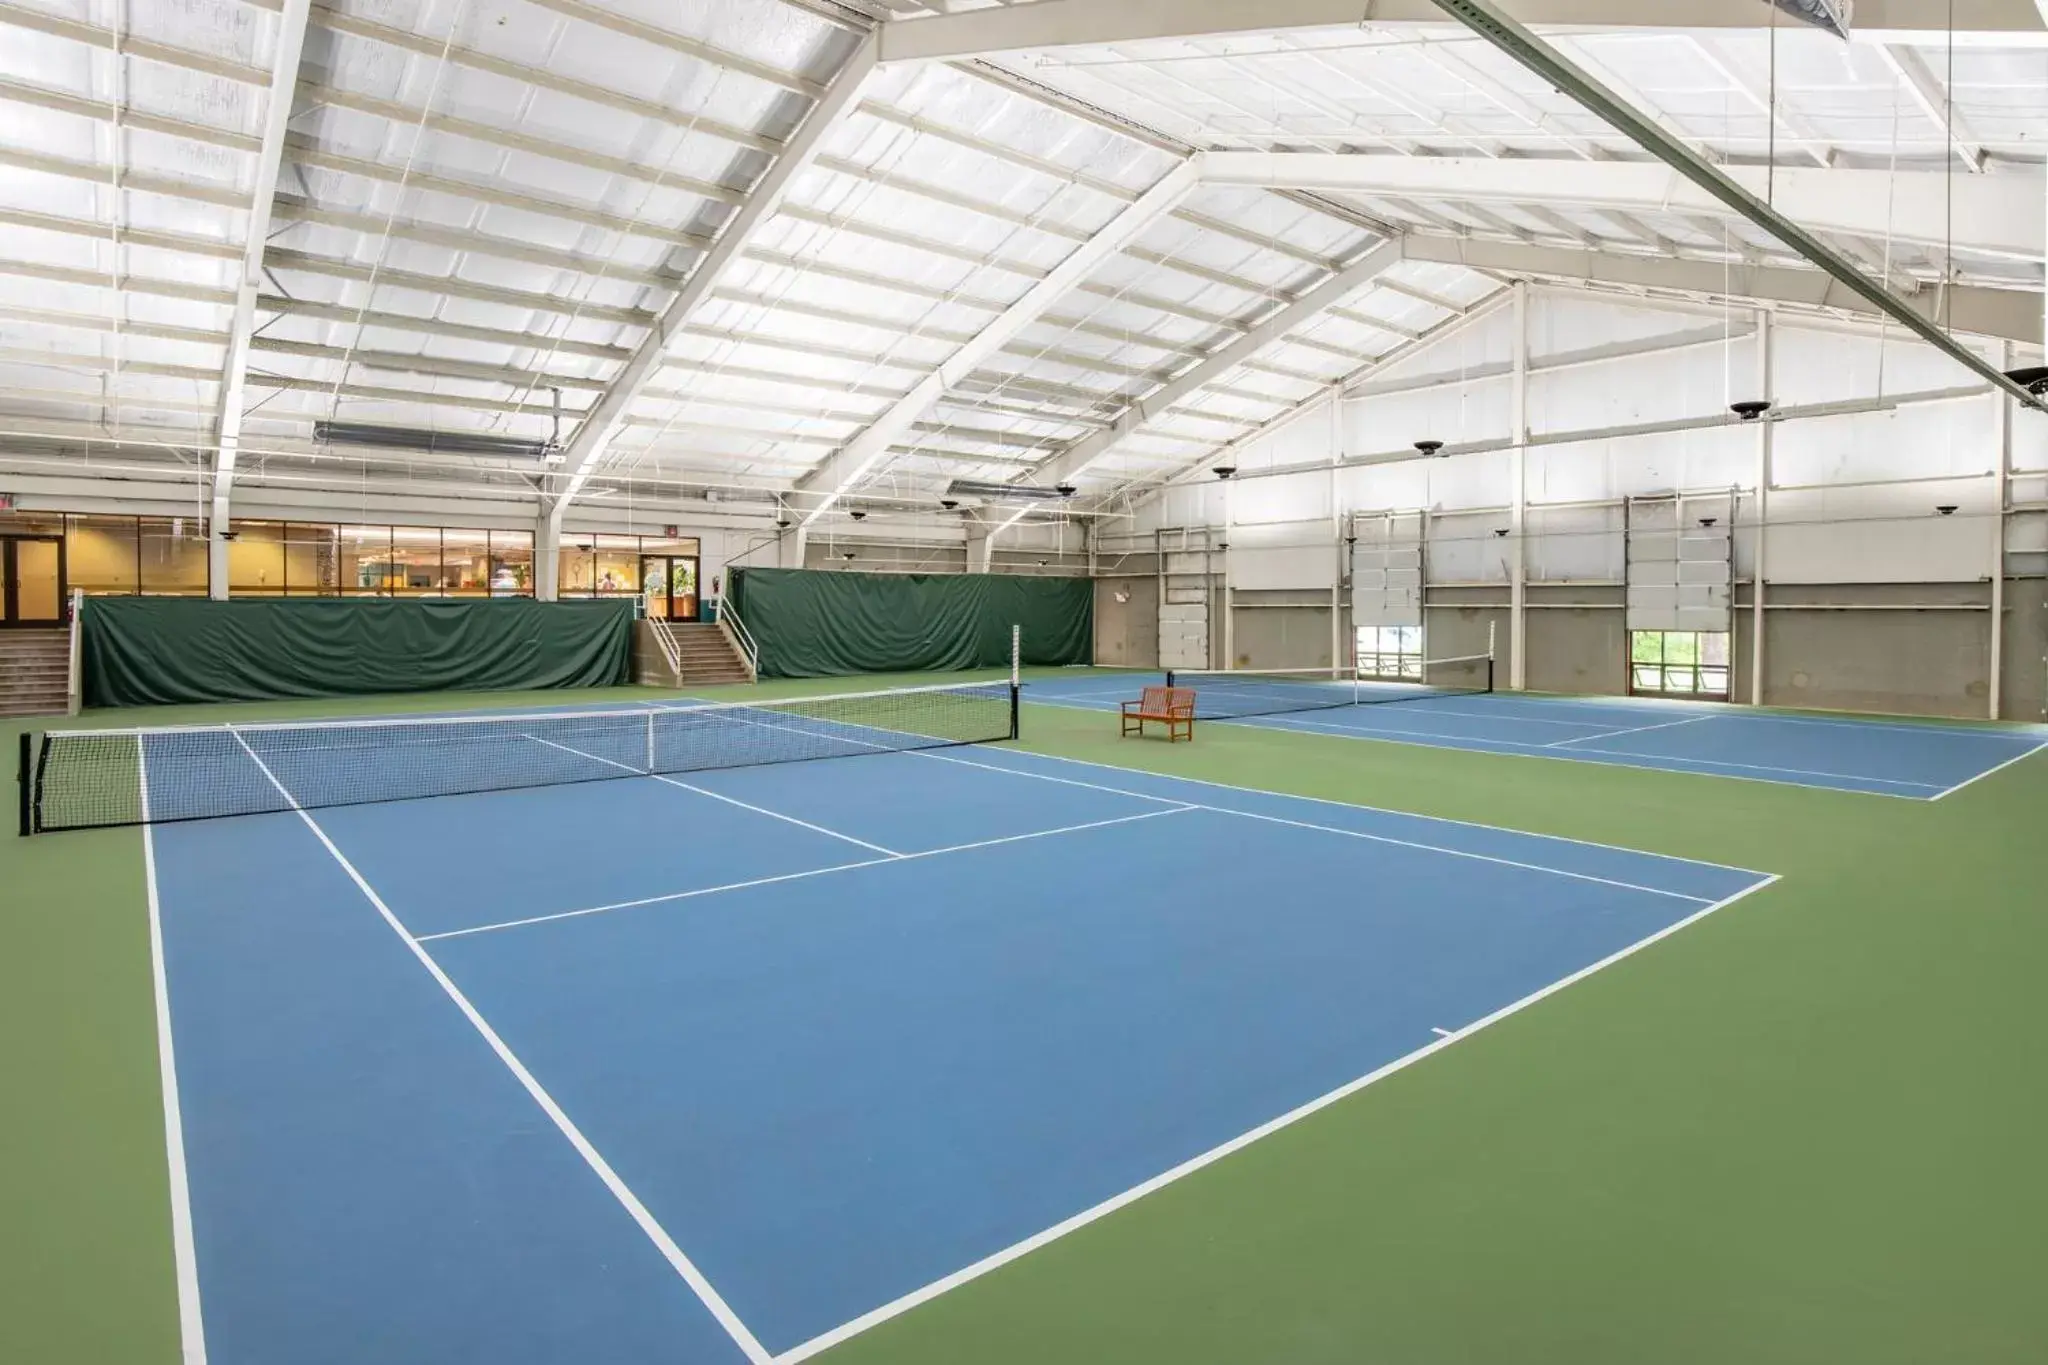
1198, 153, 2044, 260
210, 0, 311, 598
982, 237, 1404, 541
1421, 0, 2042, 409
792, 160, 1204, 526
1402, 236, 2043, 345
549, 32, 883, 526
875, 0, 2048, 64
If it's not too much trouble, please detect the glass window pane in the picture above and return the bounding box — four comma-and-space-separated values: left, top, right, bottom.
0, 510, 66, 536
441, 529, 492, 596
1662, 667, 1696, 693
285, 524, 338, 594
1632, 665, 1662, 689
1700, 667, 1730, 693
388, 526, 444, 595
559, 541, 597, 596
1630, 632, 1662, 664
340, 526, 394, 595
643, 535, 699, 557
594, 544, 637, 594
227, 521, 288, 595
489, 531, 533, 596
68, 515, 140, 594
139, 517, 210, 595
1701, 632, 1731, 666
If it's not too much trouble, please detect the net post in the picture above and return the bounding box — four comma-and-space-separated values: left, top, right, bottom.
17, 732, 31, 838
645, 710, 657, 774
1009, 624, 1022, 740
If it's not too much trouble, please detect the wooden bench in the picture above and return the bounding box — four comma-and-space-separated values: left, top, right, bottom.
1121, 685, 1196, 742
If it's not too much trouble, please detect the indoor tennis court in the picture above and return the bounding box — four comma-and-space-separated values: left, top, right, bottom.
96, 688, 1765, 1363
1027, 672, 2048, 799
5, 1, 2048, 1363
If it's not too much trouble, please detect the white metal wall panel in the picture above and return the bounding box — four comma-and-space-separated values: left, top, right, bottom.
1527, 503, 1624, 582
1772, 326, 1988, 409
1351, 510, 1424, 627
1531, 334, 1754, 436
1628, 495, 1732, 631
1159, 600, 1210, 669
1229, 521, 1338, 591
1231, 469, 1333, 524
1771, 399, 1998, 488
1765, 481, 1996, 583
1427, 509, 1511, 584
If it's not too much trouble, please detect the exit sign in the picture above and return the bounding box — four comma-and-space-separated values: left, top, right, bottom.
0, 492, 14, 510
664, 524, 679, 538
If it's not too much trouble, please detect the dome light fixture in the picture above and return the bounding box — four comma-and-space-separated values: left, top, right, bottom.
1213, 465, 1237, 480
1731, 400, 1773, 422
1414, 439, 1445, 457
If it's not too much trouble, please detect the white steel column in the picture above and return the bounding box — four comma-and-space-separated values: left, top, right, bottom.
1329, 382, 1343, 670
1991, 339, 2014, 719
1751, 309, 1773, 707
1221, 482, 1234, 670
1509, 282, 1529, 690
210, 0, 312, 598
534, 506, 560, 601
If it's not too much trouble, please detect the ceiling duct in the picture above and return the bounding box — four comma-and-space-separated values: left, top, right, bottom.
313, 422, 560, 463
1771, 0, 1851, 39
943, 478, 1072, 503
1426, 0, 2042, 414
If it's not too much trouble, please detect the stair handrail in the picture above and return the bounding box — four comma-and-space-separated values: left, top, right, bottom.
717, 598, 760, 683
648, 613, 683, 681
67, 589, 83, 716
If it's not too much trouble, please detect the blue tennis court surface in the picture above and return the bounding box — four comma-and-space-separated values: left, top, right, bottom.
148, 723, 1772, 1365
1028, 673, 2048, 799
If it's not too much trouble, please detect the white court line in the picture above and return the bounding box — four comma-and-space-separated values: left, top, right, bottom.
1546, 715, 1719, 748
774, 872, 1782, 1364
975, 735, 1774, 878
419, 806, 1198, 943
1248, 711, 1936, 799
1435, 692, 2048, 739
1928, 740, 2048, 801
1559, 746, 1944, 790
223, 731, 776, 1365
920, 752, 1716, 905
1429, 1027, 1454, 1038
138, 746, 207, 1365
520, 732, 901, 858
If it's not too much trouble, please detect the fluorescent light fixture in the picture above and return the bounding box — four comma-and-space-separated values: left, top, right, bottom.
314, 421, 559, 461
943, 478, 1070, 503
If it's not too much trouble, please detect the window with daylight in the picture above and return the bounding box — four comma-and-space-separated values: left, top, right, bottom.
1630, 630, 1730, 698
1356, 625, 1423, 680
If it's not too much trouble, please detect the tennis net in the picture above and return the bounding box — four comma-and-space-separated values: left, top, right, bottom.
20, 679, 1019, 834
1165, 653, 1494, 721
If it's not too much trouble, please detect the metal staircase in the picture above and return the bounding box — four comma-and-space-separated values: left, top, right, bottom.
636, 618, 753, 688
0, 628, 70, 718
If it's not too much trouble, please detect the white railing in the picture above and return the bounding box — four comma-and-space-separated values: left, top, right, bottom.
718, 599, 760, 683
637, 591, 684, 680
649, 614, 683, 681
67, 589, 83, 716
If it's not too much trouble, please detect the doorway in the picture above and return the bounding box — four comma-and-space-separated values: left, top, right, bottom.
640, 555, 700, 622
0, 535, 67, 626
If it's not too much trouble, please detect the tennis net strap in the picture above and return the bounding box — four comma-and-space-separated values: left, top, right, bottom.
25, 680, 1019, 833
1165, 653, 1493, 721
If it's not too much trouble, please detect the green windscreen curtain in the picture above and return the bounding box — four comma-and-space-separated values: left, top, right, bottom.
83, 598, 633, 707
728, 568, 1092, 678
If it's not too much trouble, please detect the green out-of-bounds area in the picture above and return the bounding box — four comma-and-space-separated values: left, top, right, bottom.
4, 672, 2044, 1365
